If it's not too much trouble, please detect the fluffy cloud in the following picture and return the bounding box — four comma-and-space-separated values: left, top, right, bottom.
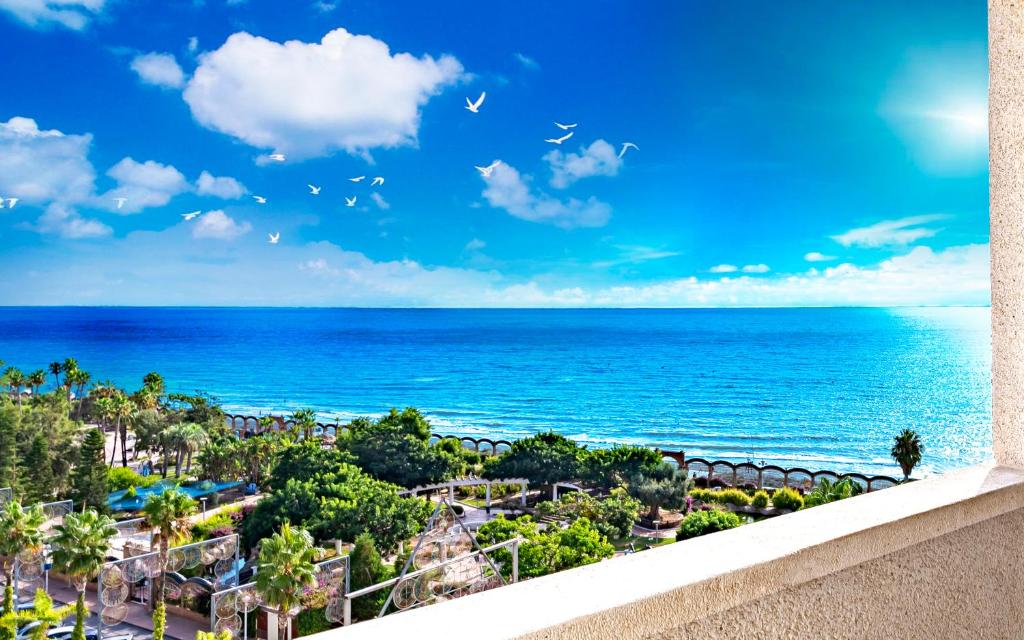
514, 52, 539, 70
544, 139, 622, 188
183, 28, 464, 159
33, 203, 110, 238
0, 0, 105, 30
742, 264, 770, 273
481, 162, 611, 229
196, 171, 247, 199
102, 158, 190, 213
130, 53, 186, 89
831, 215, 947, 248
709, 264, 737, 273
191, 210, 251, 240
369, 192, 390, 210
804, 251, 836, 262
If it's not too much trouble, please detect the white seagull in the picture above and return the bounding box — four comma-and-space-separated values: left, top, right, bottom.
465, 91, 486, 113
371, 176, 384, 187
618, 142, 639, 158
348, 176, 366, 183
345, 196, 357, 207
554, 122, 577, 130
475, 160, 501, 178
544, 131, 574, 145
253, 195, 267, 204
5, 198, 17, 209
268, 232, 280, 244
182, 210, 201, 221
308, 184, 322, 195
113, 197, 128, 209
268, 153, 286, 162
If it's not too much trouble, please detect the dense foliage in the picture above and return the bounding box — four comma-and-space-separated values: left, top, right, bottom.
535, 489, 641, 540
348, 533, 394, 621
803, 478, 861, 508
676, 509, 743, 541
581, 445, 662, 490
769, 487, 804, 511
475, 515, 614, 579
482, 432, 587, 487
627, 462, 694, 520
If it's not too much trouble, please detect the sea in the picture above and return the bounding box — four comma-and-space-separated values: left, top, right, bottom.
0, 307, 991, 478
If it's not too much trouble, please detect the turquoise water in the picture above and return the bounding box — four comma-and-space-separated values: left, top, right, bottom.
107, 479, 242, 511
0, 307, 991, 477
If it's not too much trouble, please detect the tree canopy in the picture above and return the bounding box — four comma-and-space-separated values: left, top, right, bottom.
482, 432, 587, 486
475, 515, 614, 579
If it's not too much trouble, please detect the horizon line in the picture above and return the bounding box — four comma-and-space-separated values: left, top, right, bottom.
0, 304, 993, 311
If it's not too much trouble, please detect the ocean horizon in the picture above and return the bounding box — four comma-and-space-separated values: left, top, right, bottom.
0, 306, 991, 478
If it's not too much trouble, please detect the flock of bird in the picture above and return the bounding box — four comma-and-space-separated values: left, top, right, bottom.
121, 89, 637, 245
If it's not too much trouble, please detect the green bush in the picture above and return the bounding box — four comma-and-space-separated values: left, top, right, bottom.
676, 509, 743, 541
770, 487, 804, 511
689, 488, 714, 503
714, 488, 751, 507
107, 466, 158, 491
294, 607, 333, 637
190, 512, 235, 541
751, 490, 770, 509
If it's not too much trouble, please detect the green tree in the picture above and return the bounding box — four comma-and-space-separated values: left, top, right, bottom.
475, 514, 613, 579
374, 408, 432, 440
627, 462, 693, 521
255, 523, 319, 640
0, 404, 17, 494
47, 363, 62, 391
288, 409, 317, 440
50, 510, 116, 640
348, 533, 392, 621
582, 446, 662, 491
339, 424, 461, 488
20, 435, 54, 505
26, 371, 46, 398
676, 509, 743, 541
536, 489, 641, 540
164, 423, 209, 475
2, 370, 24, 408
891, 429, 923, 481
482, 432, 587, 488
141, 372, 165, 395
141, 487, 196, 637
0, 502, 46, 613
70, 429, 108, 513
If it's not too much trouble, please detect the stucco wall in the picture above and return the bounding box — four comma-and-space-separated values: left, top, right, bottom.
668, 507, 1024, 640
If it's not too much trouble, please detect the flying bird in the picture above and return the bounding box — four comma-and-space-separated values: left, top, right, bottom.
345, 196, 357, 207
465, 91, 486, 113
618, 142, 639, 158
348, 176, 366, 183
253, 195, 267, 204
113, 197, 127, 209
554, 122, 577, 130
475, 160, 501, 178
182, 211, 201, 221
268, 153, 286, 162
544, 132, 574, 145
371, 177, 384, 187
5, 198, 17, 209
268, 232, 280, 244
308, 184, 321, 195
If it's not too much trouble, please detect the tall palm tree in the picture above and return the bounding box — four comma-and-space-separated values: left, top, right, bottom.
3, 368, 25, 408
60, 359, 78, 405
0, 502, 46, 614
68, 369, 90, 419
255, 523, 320, 640
289, 409, 317, 440
891, 429, 924, 481
141, 372, 165, 396
141, 488, 195, 639
26, 371, 46, 398
49, 510, 116, 640
112, 394, 134, 468
164, 423, 208, 475
47, 362, 62, 391
95, 397, 117, 467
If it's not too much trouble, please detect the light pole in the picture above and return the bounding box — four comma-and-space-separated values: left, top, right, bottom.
201, 497, 208, 520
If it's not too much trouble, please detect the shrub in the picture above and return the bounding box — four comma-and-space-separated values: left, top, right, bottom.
191, 513, 235, 541
107, 466, 156, 491
714, 488, 752, 507
751, 490, 770, 509
294, 607, 333, 637
676, 509, 743, 541
770, 487, 804, 511
689, 488, 714, 503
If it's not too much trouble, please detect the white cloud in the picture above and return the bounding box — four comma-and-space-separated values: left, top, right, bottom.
544, 139, 622, 188
312, 1, 336, 12
742, 264, 770, 273
481, 162, 611, 229
465, 238, 486, 251
187, 37, 199, 53
369, 192, 390, 210
804, 251, 836, 262
183, 28, 465, 160
514, 52, 539, 70
299, 257, 340, 276
196, 171, 247, 199
593, 245, 680, 268
191, 210, 251, 240
101, 158, 190, 213
130, 52, 186, 89
33, 203, 110, 238
831, 215, 948, 248
0, 0, 105, 30
709, 264, 737, 273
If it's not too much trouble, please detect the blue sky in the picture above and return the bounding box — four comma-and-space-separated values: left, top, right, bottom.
0, 1, 989, 306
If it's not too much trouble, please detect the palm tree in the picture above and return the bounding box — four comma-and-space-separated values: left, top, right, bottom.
26, 371, 46, 398
141, 488, 196, 635
112, 394, 134, 467
891, 429, 924, 481
60, 359, 78, 405
255, 523, 320, 640
0, 501, 46, 613
68, 369, 90, 419
141, 372, 165, 396
49, 510, 116, 640
289, 409, 317, 440
3, 368, 25, 408
95, 397, 117, 467
165, 423, 208, 475
48, 362, 62, 390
